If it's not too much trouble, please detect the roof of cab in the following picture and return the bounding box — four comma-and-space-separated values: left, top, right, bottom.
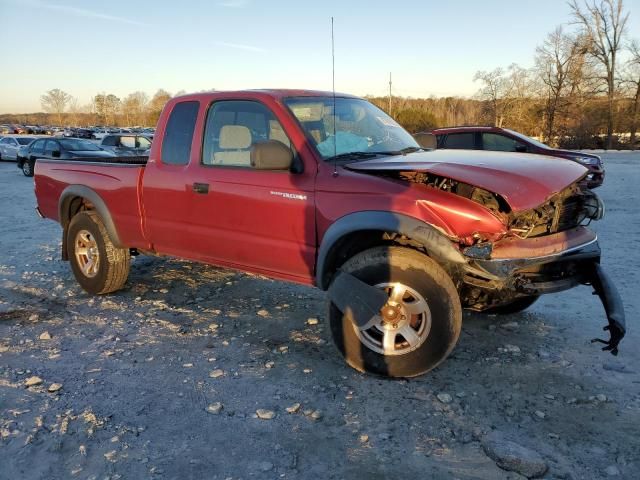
170, 89, 360, 103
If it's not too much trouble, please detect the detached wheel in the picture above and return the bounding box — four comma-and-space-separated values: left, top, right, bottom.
67, 211, 130, 294
328, 246, 462, 378
22, 159, 34, 177
483, 296, 539, 315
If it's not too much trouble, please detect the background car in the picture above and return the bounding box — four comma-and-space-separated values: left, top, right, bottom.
0, 136, 37, 161
17, 137, 116, 176
100, 134, 152, 156
430, 126, 605, 187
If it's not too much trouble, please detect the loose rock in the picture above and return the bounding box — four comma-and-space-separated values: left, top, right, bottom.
256, 409, 276, 420
209, 369, 224, 379
48, 383, 63, 393
286, 403, 301, 414
481, 432, 548, 478
206, 402, 223, 415
256, 309, 269, 317
39, 331, 52, 341
306, 317, 319, 325
437, 393, 452, 404
24, 376, 43, 387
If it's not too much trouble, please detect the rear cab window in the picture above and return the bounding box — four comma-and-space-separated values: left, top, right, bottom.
161, 101, 199, 165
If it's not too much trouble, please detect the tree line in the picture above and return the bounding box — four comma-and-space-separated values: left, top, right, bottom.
369, 0, 639, 149
1, 1, 637, 149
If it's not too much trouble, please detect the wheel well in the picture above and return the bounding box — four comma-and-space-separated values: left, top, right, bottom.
60, 196, 96, 260
320, 230, 428, 289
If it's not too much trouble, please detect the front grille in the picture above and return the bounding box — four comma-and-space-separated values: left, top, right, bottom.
553, 195, 583, 232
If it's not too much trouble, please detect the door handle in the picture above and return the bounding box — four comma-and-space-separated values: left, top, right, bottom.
192, 182, 209, 194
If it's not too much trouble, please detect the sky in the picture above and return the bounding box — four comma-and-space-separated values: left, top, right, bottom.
0, 0, 638, 113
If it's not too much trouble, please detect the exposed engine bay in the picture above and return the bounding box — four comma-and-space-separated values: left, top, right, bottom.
393, 171, 603, 239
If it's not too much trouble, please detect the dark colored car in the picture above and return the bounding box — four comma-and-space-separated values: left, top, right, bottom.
72, 128, 94, 139
431, 126, 605, 188
100, 134, 152, 156
18, 137, 116, 176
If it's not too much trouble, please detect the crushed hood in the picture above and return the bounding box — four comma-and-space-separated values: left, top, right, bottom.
345, 149, 588, 211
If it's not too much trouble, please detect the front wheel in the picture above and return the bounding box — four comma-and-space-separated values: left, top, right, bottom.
67, 211, 130, 294
328, 246, 462, 378
22, 159, 34, 177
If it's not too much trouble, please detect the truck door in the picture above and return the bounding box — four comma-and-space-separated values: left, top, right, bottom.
186, 99, 316, 283
142, 100, 200, 258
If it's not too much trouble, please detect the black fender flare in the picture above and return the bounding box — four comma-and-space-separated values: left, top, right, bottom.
58, 185, 123, 258
315, 211, 466, 290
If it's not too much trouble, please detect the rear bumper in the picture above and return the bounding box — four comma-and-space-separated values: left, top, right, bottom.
463, 227, 600, 295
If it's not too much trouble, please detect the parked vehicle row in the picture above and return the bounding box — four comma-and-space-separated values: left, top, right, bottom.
0, 123, 155, 139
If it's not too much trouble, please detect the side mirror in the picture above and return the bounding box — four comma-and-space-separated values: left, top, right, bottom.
52, 150, 61, 158
251, 140, 293, 170
515, 144, 528, 153
413, 132, 437, 150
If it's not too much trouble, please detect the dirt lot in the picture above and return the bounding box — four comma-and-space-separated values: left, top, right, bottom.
0, 153, 639, 480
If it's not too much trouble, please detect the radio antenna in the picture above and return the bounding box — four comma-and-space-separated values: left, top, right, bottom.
331, 16, 338, 176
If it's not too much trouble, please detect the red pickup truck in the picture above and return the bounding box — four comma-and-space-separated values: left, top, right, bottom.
34, 90, 625, 377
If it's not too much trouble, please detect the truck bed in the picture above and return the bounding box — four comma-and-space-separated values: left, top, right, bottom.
34, 157, 148, 248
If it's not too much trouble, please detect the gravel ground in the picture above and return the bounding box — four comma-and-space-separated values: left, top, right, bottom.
0, 153, 639, 480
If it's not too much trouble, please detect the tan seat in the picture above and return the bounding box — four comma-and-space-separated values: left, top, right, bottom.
213, 125, 252, 166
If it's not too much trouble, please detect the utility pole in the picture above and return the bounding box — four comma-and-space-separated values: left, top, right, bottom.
388, 72, 392, 115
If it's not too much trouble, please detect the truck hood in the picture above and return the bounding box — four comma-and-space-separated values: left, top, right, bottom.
345, 150, 588, 211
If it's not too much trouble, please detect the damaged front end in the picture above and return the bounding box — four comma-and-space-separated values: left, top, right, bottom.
345, 159, 625, 355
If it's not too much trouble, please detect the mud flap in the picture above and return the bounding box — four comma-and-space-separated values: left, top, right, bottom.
586, 263, 626, 355
328, 271, 388, 328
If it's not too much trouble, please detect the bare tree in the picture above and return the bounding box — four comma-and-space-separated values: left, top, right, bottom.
622, 40, 640, 147
122, 91, 149, 126
147, 89, 172, 125
474, 64, 532, 127
40, 89, 71, 125
535, 27, 588, 143
569, 0, 629, 148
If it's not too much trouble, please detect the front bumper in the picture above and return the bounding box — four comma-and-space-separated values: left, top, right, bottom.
462, 226, 625, 355
463, 227, 600, 294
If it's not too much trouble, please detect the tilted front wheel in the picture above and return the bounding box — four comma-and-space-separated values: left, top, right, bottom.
67, 211, 130, 294
328, 246, 462, 377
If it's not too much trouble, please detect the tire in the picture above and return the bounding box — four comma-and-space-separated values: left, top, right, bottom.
22, 159, 34, 177
328, 246, 462, 378
482, 296, 539, 315
66, 211, 130, 294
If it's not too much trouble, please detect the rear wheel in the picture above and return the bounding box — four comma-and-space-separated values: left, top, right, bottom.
328, 246, 462, 377
66, 211, 130, 294
22, 159, 34, 177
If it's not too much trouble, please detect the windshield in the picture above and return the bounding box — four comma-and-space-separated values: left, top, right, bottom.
284, 96, 419, 160
503, 129, 550, 150
59, 139, 101, 151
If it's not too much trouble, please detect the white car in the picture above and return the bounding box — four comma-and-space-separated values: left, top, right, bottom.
0, 136, 37, 161
91, 128, 111, 140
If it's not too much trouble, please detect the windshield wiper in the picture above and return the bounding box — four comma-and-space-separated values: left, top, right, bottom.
373, 146, 425, 156
326, 151, 381, 162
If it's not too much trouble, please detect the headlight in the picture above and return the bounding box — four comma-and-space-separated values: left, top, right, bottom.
571, 155, 599, 166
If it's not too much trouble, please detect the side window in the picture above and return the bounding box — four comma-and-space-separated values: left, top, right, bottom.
44, 140, 58, 155
0, 138, 9, 144
32, 140, 46, 154
202, 100, 291, 167
120, 136, 136, 148
161, 101, 199, 165
482, 133, 526, 152
137, 136, 151, 149
443, 133, 475, 149
102, 135, 117, 147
